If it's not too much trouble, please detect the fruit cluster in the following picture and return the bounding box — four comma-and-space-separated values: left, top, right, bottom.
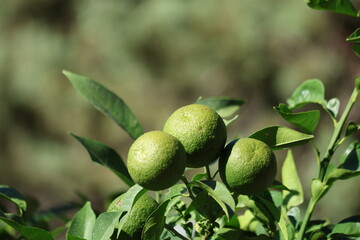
127, 103, 277, 195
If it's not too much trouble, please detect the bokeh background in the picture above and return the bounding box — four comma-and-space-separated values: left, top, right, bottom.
1, 0, 359, 225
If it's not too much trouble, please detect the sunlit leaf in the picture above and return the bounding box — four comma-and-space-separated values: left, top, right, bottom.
66, 202, 95, 240
287, 79, 326, 109
70, 133, 134, 187
282, 150, 304, 208
142, 200, 170, 240
306, 0, 359, 17
274, 104, 320, 134
249, 126, 314, 150
0, 214, 53, 240
63, 70, 143, 140
330, 215, 360, 237
0, 185, 26, 215
92, 211, 122, 240
196, 97, 245, 118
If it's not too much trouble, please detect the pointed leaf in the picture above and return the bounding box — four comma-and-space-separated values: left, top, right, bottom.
91, 211, 122, 240
63, 70, 143, 140
70, 133, 134, 187
306, 0, 358, 17
67, 202, 96, 240
287, 79, 326, 109
193, 180, 235, 219
0, 185, 26, 215
249, 126, 314, 150
142, 200, 169, 240
0, 214, 53, 240
347, 28, 360, 43
274, 104, 320, 134
330, 215, 360, 237
282, 150, 304, 208
196, 97, 245, 118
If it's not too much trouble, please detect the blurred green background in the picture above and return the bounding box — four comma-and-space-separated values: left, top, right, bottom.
1, 0, 359, 223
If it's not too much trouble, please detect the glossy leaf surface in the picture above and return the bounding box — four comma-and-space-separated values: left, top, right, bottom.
287, 79, 325, 109
274, 104, 320, 134
249, 126, 314, 149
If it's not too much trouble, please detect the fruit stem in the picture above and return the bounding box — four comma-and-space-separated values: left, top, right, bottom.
165, 224, 190, 240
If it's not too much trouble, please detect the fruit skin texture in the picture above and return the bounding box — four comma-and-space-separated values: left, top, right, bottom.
107, 193, 158, 240
219, 138, 277, 195
163, 104, 227, 168
127, 130, 186, 191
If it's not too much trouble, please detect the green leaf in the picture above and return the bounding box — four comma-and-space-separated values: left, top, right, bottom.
274, 104, 320, 134
70, 133, 134, 187
0, 214, 53, 240
192, 180, 236, 219
67, 202, 95, 240
237, 195, 276, 232
345, 122, 359, 137
0, 185, 26, 215
351, 45, 360, 58
142, 200, 169, 240
326, 98, 340, 118
340, 141, 360, 170
249, 126, 314, 150
196, 97, 245, 118
287, 79, 326, 110
282, 150, 304, 209
356, 75, 360, 91
311, 179, 329, 202
330, 215, 360, 237
91, 211, 122, 240
347, 28, 360, 43
164, 184, 187, 201
306, 0, 359, 17
63, 70, 143, 140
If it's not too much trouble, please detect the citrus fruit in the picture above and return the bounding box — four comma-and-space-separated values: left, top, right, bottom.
127, 130, 186, 191
107, 193, 158, 240
219, 138, 277, 195
163, 104, 227, 168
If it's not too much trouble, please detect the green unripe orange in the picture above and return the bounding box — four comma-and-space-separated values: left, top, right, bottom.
164, 104, 227, 168
107, 193, 158, 240
127, 131, 186, 191
219, 138, 277, 195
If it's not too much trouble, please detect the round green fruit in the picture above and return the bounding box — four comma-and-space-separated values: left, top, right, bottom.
107, 193, 158, 240
127, 130, 186, 191
163, 104, 227, 168
219, 138, 277, 195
